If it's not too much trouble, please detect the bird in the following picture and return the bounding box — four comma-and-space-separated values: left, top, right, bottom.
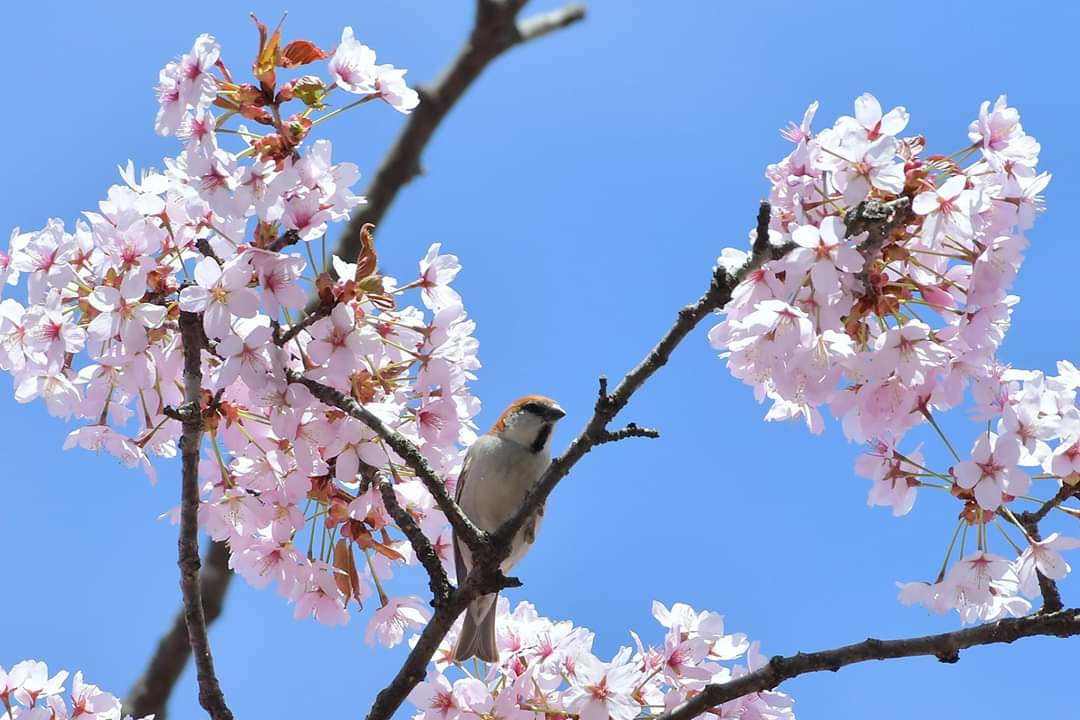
452, 394, 566, 663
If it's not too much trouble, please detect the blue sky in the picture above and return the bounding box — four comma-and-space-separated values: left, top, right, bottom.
2, 1, 1079, 718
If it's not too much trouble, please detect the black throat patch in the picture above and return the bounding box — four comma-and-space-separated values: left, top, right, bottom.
530, 423, 553, 454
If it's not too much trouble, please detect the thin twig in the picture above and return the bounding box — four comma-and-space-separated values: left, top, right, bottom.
656, 608, 1080, 720
268, 229, 301, 253
286, 369, 486, 551
177, 311, 234, 720
595, 422, 661, 446
376, 469, 454, 608
1026, 483, 1077, 524
276, 304, 333, 346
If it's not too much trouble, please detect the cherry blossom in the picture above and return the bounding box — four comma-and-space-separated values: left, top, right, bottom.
329, 27, 379, 95
953, 433, 1027, 511
0, 661, 142, 720
179, 255, 259, 339
367, 596, 432, 648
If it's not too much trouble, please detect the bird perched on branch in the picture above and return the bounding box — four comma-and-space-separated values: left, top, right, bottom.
453, 395, 566, 662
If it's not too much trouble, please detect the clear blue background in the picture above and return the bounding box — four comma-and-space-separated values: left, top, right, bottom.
2, 1, 1078, 718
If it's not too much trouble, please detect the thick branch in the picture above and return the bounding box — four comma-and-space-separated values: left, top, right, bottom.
377, 472, 454, 608
334, 1, 586, 263
177, 311, 233, 720
657, 608, 1080, 720
124, 541, 234, 720
285, 369, 486, 550
846, 196, 912, 296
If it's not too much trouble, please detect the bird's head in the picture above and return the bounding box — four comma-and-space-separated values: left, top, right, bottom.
490, 395, 566, 453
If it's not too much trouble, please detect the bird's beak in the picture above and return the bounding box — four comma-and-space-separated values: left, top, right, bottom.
545, 405, 566, 421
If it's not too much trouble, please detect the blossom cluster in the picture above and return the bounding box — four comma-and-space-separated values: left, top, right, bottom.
409, 600, 793, 720
0, 25, 475, 632
710, 93, 1078, 622
0, 660, 142, 720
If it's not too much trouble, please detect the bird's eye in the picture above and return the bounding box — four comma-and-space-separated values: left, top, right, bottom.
522, 402, 545, 415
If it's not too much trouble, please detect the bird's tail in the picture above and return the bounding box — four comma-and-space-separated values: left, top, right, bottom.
454, 593, 499, 663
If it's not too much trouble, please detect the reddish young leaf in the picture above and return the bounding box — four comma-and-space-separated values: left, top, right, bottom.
281, 39, 329, 68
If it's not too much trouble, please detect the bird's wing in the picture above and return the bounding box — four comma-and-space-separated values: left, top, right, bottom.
452, 449, 472, 587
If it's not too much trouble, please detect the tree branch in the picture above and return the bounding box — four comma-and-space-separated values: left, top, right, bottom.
594, 422, 660, 446
377, 470, 454, 608
1025, 482, 1077, 525
518, 4, 587, 42
333, 1, 586, 263
656, 608, 1080, 720
124, 541, 234, 720
176, 310, 233, 720
275, 304, 333, 346
285, 369, 486, 551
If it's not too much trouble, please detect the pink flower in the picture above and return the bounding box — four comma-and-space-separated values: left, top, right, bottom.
844, 93, 909, 140
562, 653, 641, 720
419, 244, 462, 311
788, 216, 863, 298
366, 596, 431, 647
155, 62, 184, 136
780, 100, 818, 143
913, 175, 975, 242
0, 228, 29, 298
214, 320, 274, 389
328, 27, 378, 94
281, 190, 332, 241
832, 136, 906, 204
10, 219, 77, 302
953, 433, 1027, 511
251, 251, 307, 318
408, 672, 463, 720
968, 95, 1040, 170
375, 65, 420, 114
8, 660, 68, 707
25, 291, 85, 370
178, 34, 220, 111
184, 148, 241, 217
87, 273, 167, 353
943, 551, 1029, 624
306, 303, 369, 377
1049, 438, 1080, 481
1016, 533, 1080, 598
292, 561, 349, 625
69, 671, 121, 720
416, 395, 461, 446
869, 320, 949, 386
179, 256, 258, 339
855, 439, 923, 516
